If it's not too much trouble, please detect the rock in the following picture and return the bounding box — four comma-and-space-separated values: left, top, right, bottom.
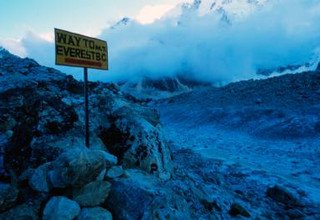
18, 168, 34, 183
266, 185, 303, 208
99, 150, 118, 168
228, 203, 251, 217
106, 166, 124, 179
73, 181, 111, 207
30, 144, 63, 168
98, 106, 172, 179
29, 162, 51, 192
0, 203, 38, 220
37, 96, 78, 135
0, 183, 19, 212
105, 175, 154, 219
49, 149, 106, 188
78, 207, 112, 220
43, 196, 80, 220
106, 169, 190, 219
201, 199, 222, 212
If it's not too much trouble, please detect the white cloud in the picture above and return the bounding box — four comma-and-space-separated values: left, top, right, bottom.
2, 0, 320, 85
136, 4, 177, 24
0, 38, 26, 57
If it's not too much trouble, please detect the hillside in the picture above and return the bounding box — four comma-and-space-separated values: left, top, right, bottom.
1, 48, 320, 219
155, 69, 320, 215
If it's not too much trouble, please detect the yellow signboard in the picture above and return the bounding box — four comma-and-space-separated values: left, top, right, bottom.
55, 28, 108, 70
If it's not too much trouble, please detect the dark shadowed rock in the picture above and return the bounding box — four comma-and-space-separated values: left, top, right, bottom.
266, 185, 303, 208
72, 180, 111, 207
78, 207, 112, 220
0, 183, 19, 212
0, 203, 38, 220
43, 196, 80, 220
228, 203, 251, 217
4, 123, 33, 176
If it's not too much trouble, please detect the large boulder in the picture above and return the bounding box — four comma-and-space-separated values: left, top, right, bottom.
78, 207, 112, 220
43, 196, 80, 220
106, 174, 154, 219
72, 180, 111, 207
105, 169, 190, 219
48, 149, 107, 188
98, 106, 172, 179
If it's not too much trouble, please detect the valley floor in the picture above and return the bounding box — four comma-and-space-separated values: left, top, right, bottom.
157, 104, 320, 205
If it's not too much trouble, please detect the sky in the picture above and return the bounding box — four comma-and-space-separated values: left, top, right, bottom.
0, 0, 183, 39
1, 0, 320, 84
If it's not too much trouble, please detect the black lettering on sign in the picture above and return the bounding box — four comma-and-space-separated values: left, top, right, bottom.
56, 45, 64, 55
57, 33, 67, 44
89, 40, 95, 49
83, 39, 89, 48
74, 36, 81, 47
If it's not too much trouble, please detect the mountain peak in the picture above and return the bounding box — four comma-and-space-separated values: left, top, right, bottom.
111, 17, 131, 29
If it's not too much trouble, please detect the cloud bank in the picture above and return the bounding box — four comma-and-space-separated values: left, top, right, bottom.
2, 0, 320, 84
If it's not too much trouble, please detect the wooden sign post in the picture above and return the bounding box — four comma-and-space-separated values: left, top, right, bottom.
54, 28, 108, 148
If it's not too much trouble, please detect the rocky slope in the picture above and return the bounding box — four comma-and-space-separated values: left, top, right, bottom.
155, 68, 320, 218
1, 48, 320, 219
0, 48, 172, 219
158, 70, 320, 139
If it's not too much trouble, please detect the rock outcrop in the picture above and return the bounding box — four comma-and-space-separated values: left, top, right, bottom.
0, 48, 173, 219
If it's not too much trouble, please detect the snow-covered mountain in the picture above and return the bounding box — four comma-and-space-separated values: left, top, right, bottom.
166, 0, 271, 24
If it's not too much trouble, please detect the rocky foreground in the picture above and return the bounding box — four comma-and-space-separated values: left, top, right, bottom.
0, 48, 320, 219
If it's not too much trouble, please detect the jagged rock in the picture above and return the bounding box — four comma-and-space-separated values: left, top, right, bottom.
43, 196, 80, 220
266, 185, 303, 208
98, 105, 172, 179
49, 149, 106, 188
0, 183, 19, 212
106, 166, 124, 179
228, 203, 251, 217
73, 180, 111, 207
78, 207, 112, 220
28, 162, 51, 192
